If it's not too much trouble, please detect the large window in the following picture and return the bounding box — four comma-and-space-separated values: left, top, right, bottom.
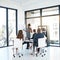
25, 5, 60, 46
42, 16, 59, 41
26, 10, 40, 18
42, 7, 59, 46
8, 9, 17, 46
25, 10, 41, 30
42, 7, 59, 16
0, 6, 17, 47
0, 8, 7, 47
26, 18, 41, 30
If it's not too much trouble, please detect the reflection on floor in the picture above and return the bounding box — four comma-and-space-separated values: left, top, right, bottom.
0, 45, 60, 60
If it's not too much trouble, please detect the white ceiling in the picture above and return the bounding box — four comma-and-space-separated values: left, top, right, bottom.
12, 0, 40, 10
12, 0, 39, 7
12, 0, 33, 5
11, 0, 60, 11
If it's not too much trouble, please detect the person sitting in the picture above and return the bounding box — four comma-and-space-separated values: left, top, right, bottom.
13, 30, 24, 57
30, 29, 36, 55
34, 28, 45, 56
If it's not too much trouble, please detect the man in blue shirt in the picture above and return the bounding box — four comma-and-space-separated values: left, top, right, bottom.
34, 28, 45, 56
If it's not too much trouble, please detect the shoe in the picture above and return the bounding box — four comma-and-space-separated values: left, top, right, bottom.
21, 54, 23, 56
41, 55, 44, 57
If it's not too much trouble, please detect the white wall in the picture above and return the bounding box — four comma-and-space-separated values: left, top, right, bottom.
22, 0, 60, 11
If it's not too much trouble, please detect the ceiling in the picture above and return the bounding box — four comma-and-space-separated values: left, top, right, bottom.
12, 0, 33, 5
11, 0, 40, 10
12, 0, 38, 7
11, 0, 60, 11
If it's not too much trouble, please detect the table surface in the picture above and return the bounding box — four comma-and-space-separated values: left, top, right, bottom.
24, 39, 33, 42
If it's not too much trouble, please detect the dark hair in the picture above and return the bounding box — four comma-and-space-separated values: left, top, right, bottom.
17, 30, 23, 39
19, 30, 23, 34
28, 23, 31, 26
33, 29, 36, 32
42, 28, 46, 31
37, 28, 42, 33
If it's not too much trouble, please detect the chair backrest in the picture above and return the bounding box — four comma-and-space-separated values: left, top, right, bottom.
14, 38, 23, 48
38, 38, 47, 48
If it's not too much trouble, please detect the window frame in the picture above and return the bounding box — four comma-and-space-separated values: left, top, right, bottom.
0, 6, 18, 48
25, 5, 60, 47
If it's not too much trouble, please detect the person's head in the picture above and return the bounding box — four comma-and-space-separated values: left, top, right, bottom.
28, 23, 31, 28
17, 30, 23, 39
42, 28, 46, 31
19, 30, 23, 34
33, 29, 36, 33
37, 28, 42, 33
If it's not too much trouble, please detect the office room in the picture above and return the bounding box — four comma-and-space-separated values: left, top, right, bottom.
0, 0, 60, 60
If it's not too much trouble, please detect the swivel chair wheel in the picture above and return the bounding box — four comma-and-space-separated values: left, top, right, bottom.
19, 56, 21, 57
36, 53, 38, 57
13, 54, 15, 58
21, 54, 23, 56
44, 54, 46, 56
41, 55, 44, 57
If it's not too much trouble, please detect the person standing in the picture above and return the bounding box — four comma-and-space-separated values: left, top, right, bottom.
26, 23, 32, 49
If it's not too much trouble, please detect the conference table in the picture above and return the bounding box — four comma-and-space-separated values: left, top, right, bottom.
23, 39, 33, 49
23, 39, 33, 44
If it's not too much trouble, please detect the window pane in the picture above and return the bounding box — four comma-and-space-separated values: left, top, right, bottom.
0, 8, 7, 47
26, 10, 40, 18
42, 7, 59, 16
8, 10, 16, 45
42, 16, 59, 43
26, 18, 41, 30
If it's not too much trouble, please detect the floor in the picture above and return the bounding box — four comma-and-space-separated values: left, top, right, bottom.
0, 44, 60, 60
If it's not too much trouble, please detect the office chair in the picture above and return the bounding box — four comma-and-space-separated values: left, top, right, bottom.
37, 38, 47, 57
13, 38, 23, 58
